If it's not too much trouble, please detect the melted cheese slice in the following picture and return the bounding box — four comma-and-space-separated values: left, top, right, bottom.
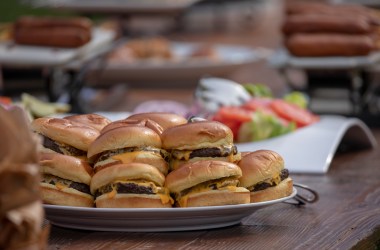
112, 151, 143, 164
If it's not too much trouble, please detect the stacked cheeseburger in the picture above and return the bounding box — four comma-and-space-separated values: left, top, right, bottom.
31, 114, 109, 207
32, 112, 293, 208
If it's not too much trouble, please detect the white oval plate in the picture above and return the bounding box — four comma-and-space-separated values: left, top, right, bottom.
44, 188, 296, 232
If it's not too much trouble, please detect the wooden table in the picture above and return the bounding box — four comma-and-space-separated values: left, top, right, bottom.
46, 128, 380, 250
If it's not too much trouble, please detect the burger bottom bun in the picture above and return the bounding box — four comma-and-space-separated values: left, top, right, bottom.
179, 187, 250, 207
95, 193, 173, 208
40, 183, 94, 207
249, 178, 293, 203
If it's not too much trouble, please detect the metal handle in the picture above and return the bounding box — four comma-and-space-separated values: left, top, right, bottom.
284, 182, 319, 207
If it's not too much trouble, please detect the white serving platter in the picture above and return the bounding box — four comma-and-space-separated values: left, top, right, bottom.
44, 188, 296, 232
236, 115, 377, 174
0, 28, 115, 67
270, 48, 380, 70
83, 42, 263, 82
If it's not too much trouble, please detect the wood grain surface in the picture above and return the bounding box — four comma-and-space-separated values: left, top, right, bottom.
45, 128, 380, 250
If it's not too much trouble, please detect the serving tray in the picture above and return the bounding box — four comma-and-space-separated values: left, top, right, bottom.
44, 188, 296, 232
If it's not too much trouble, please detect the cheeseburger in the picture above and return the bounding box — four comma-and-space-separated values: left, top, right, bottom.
238, 150, 293, 203
31, 117, 99, 157
100, 118, 163, 136
39, 153, 94, 207
87, 125, 169, 175
161, 121, 241, 171
165, 160, 250, 207
90, 163, 173, 208
64, 113, 111, 131
126, 112, 187, 130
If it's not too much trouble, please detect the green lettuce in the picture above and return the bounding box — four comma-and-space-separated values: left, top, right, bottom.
238, 111, 296, 142
243, 83, 273, 98
283, 91, 308, 109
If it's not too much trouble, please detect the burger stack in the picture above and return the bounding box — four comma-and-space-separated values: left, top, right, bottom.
31, 114, 109, 207
282, 1, 380, 57
31, 112, 293, 208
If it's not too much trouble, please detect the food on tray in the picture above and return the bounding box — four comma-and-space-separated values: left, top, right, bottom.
39, 153, 94, 207
0, 23, 12, 42
107, 37, 172, 62
161, 121, 241, 171
21, 93, 71, 118
0, 106, 48, 249
286, 33, 374, 57
165, 160, 250, 207
282, 2, 380, 57
286, 1, 380, 25
238, 150, 293, 203
87, 126, 169, 175
282, 15, 371, 35
107, 37, 220, 63
126, 112, 188, 130
189, 44, 219, 60
64, 113, 111, 131
31, 117, 99, 156
13, 16, 92, 48
90, 163, 173, 208
200, 81, 319, 142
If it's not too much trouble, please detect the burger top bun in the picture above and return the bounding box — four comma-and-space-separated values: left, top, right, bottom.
64, 113, 111, 131
90, 163, 165, 194
100, 118, 163, 136
40, 153, 93, 185
87, 125, 162, 160
161, 121, 233, 150
165, 160, 242, 194
126, 112, 187, 130
238, 150, 285, 188
31, 117, 100, 151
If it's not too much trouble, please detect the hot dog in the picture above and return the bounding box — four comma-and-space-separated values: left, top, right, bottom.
286, 33, 375, 57
282, 15, 371, 35
13, 16, 92, 48
14, 16, 92, 30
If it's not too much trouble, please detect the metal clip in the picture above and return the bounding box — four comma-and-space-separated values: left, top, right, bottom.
284, 183, 319, 207
188, 116, 207, 123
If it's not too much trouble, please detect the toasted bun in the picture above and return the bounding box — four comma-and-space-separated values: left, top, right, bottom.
39, 153, 93, 185
95, 193, 172, 208
40, 183, 94, 207
64, 113, 111, 131
100, 119, 163, 136
161, 121, 233, 150
87, 125, 162, 160
165, 160, 242, 194
249, 178, 293, 203
90, 163, 165, 194
238, 150, 285, 188
178, 188, 250, 207
126, 112, 187, 130
94, 150, 168, 175
31, 117, 99, 151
